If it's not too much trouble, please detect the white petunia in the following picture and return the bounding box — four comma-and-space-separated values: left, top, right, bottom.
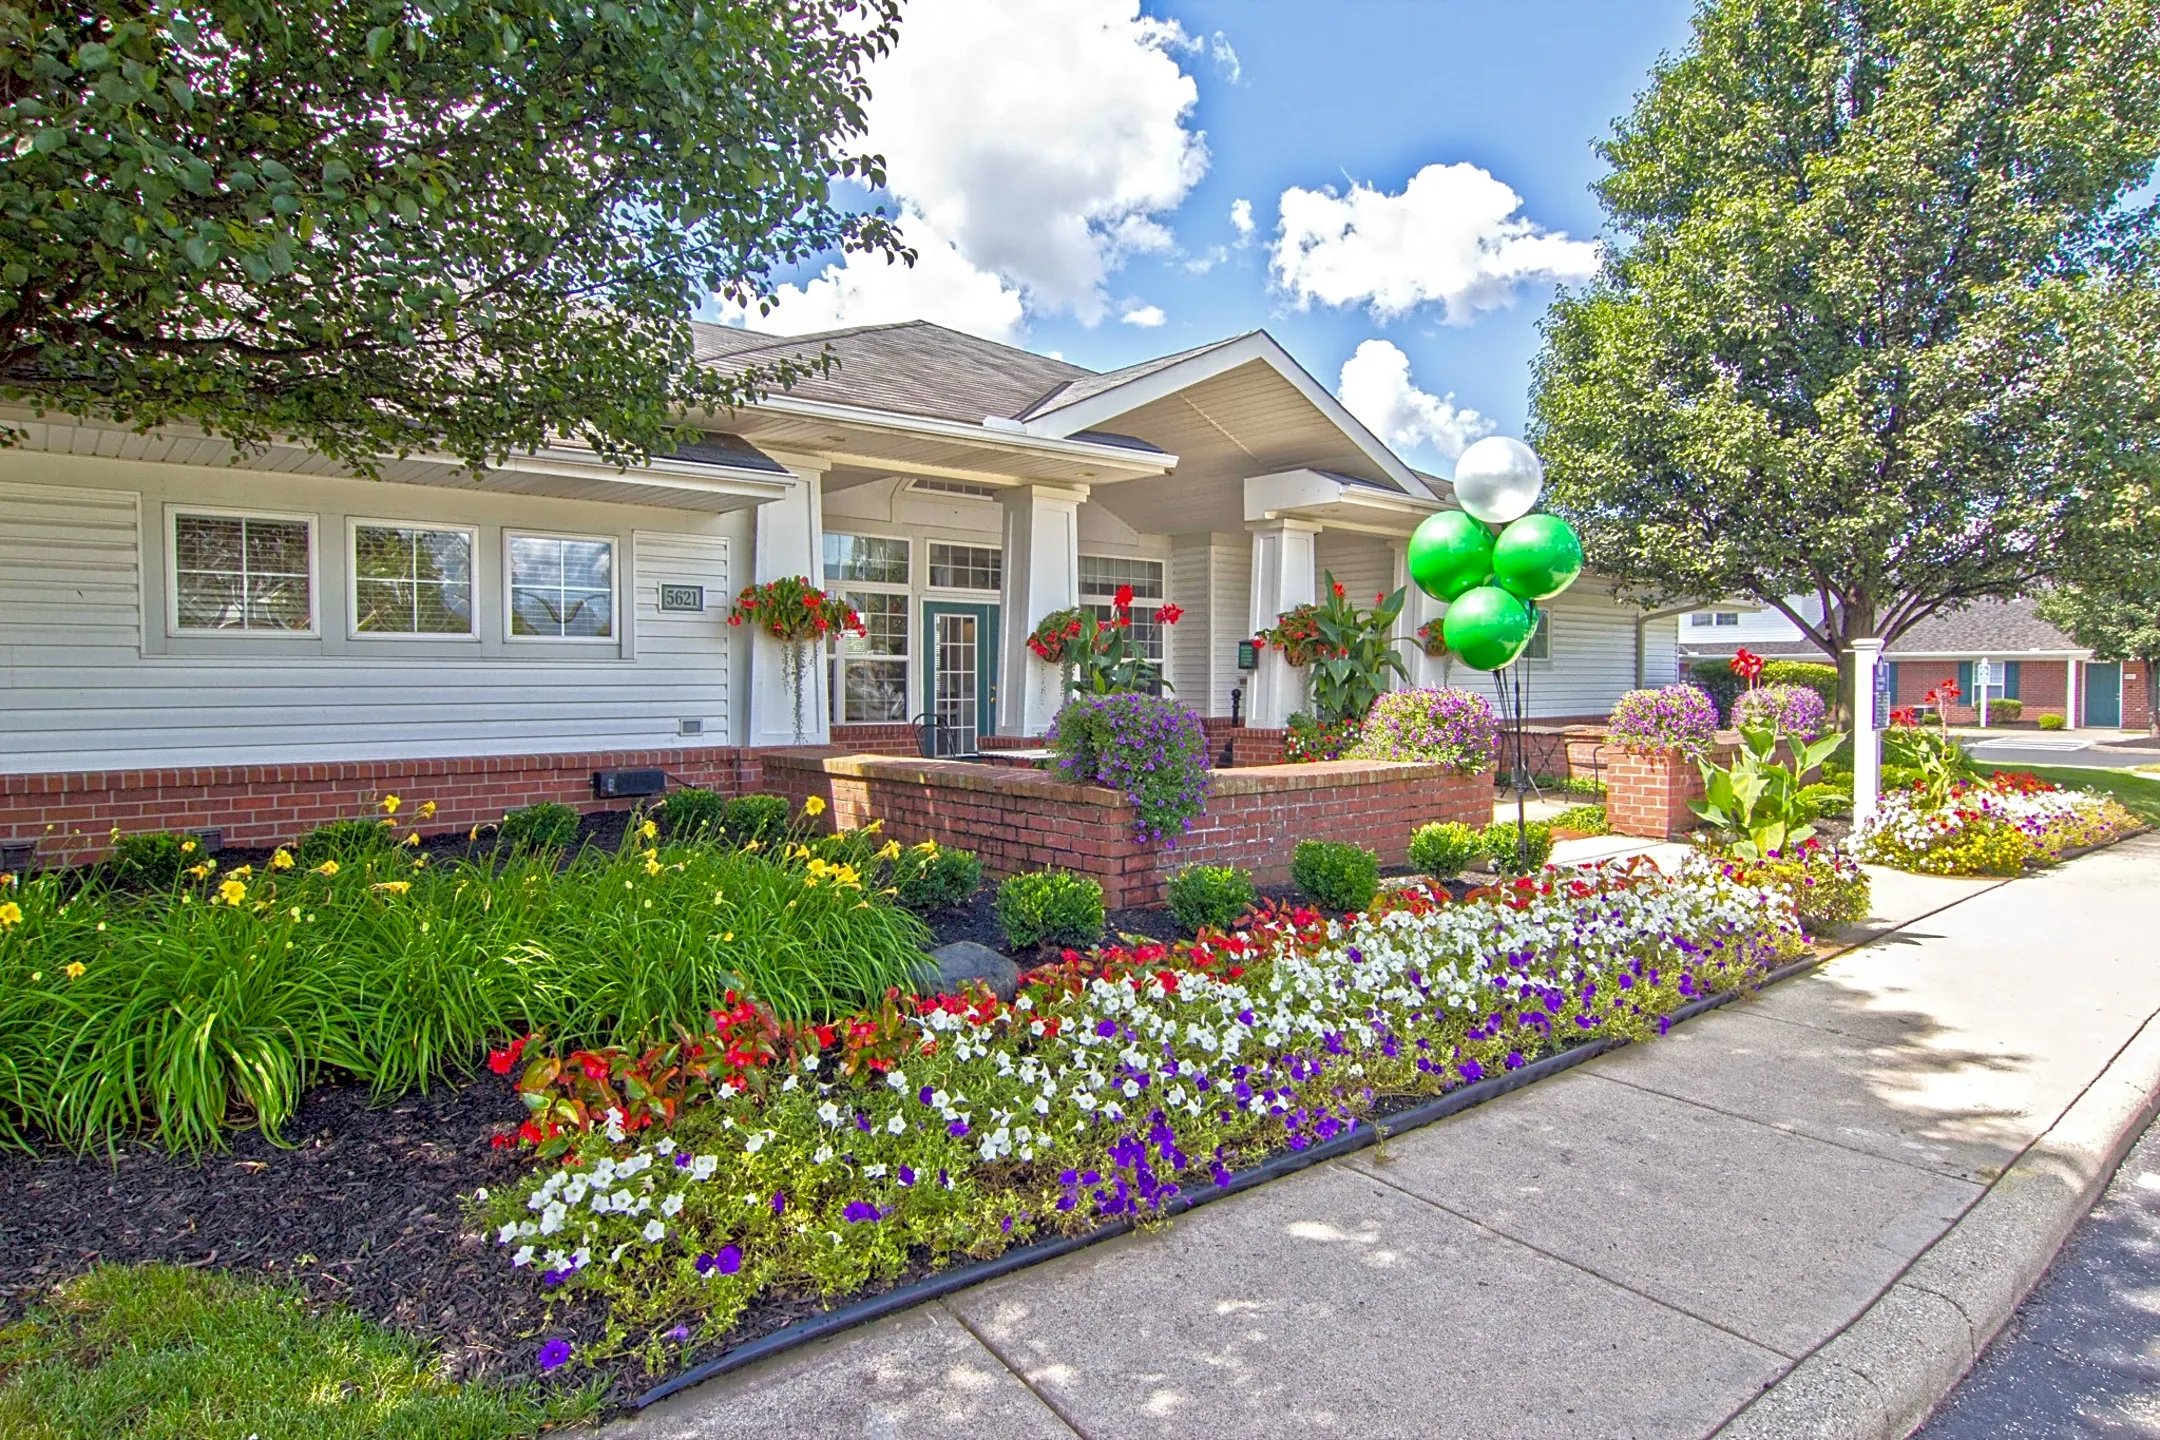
642, 1219, 667, 1243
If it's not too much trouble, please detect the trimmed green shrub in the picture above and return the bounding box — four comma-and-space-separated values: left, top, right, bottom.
294, 817, 399, 867
107, 832, 198, 889
1549, 803, 1611, 835
1481, 818, 1554, 876
1759, 660, 1839, 708
1798, 782, 1852, 819
1982, 697, 2023, 723
996, 870, 1106, 953
890, 844, 982, 912
723, 794, 793, 847
1407, 822, 1481, 880
496, 802, 579, 854
2038, 712, 2069, 731
1164, 864, 1258, 936
1290, 840, 1378, 912
657, 787, 728, 839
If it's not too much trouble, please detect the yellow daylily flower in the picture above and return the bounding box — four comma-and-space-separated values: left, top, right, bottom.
639, 819, 658, 841
803, 795, 826, 817
402, 831, 421, 848
862, 819, 884, 834
227, 865, 253, 880
877, 840, 902, 861
315, 860, 340, 877
372, 880, 412, 895
0, 901, 22, 928
418, 800, 437, 820
217, 879, 247, 906
381, 795, 402, 815
271, 848, 295, 870
184, 862, 213, 881
62, 961, 86, 979
179, 839, 197, 855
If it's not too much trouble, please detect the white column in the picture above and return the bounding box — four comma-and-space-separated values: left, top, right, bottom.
1392, 539, 1449, 690
1246, 519, 1321, 728
996, 483, 1088, 736
2069, 660, 2082, 729
1851, 637, 1884, 824
746, 467, 829, 748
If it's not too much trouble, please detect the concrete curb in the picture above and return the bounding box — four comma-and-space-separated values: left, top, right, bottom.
1713, 1005, 2160, 1439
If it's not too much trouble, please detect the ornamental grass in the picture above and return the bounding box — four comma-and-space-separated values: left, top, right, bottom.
482, 858, 1808, 1375
0, 826, 929, 1155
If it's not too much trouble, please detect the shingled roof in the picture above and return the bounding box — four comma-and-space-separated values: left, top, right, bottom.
1887, 597, 2083, 655
688, 319, 1090, 425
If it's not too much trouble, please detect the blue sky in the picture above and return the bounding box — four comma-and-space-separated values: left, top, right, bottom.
717, 0, 1702, 474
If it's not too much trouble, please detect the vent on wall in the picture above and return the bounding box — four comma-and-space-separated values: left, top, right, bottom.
594, 769, 667, 799
1, 840, 35, 875
679, 718, 704, 737
911, 478, 1000, 500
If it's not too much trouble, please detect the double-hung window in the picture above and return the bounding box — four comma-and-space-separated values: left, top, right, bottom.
1079, 555, 1167, 664
171, 510, 315, 633
353, 523, 475, 635
825, 533, 911, 722
508, 533, 615, 639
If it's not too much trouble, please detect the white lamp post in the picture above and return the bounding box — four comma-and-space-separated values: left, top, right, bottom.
1851, 637, 1885, 823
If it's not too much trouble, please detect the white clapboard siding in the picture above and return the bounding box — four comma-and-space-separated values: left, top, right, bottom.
1168, 536, 1212, 705
0, 463, 746, 773
1314, 533, 1396, 615
1210, 538, 1251, 719
1517, 589, 1668, 720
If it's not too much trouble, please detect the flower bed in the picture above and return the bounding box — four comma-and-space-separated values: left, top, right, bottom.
1853, 772, 2144, 876
481, 859, 1808, 1377
1606, 684, 1719, 757
1343, 687, 1500, 770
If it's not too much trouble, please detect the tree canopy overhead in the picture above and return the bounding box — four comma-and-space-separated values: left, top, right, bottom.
1529, 0, 2160, 664
0, 0, 905, 471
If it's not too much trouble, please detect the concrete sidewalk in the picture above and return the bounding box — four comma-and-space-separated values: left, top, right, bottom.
612, 838, 2160, 1440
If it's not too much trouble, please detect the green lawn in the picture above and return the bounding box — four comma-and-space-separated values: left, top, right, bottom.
1971, 762, 2160, 827
0, 1265, 598, 1440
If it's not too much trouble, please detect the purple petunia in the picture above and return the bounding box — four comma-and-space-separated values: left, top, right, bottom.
947, 1119, 969, 1138
843, 1201, 883, 1223
772, 1189, 787, 1216
695, 1245, 742, 1276
898, 1165, 916, 1187
537, 1337, 572, 1371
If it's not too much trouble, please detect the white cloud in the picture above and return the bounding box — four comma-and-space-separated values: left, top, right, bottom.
1273, 163, 1600, 324
1208, 31, 1241, 83
857, 0, 1208, 326
724, 210, 1025, 343
1336, 339, 1494, 460
1119, 303, 1167, 328
1229, 197, 1254, 238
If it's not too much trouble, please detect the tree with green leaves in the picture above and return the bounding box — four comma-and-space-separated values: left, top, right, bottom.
2038, 584, 2160, 735
1529, 0, 2160, 701
1, 0, 905, 472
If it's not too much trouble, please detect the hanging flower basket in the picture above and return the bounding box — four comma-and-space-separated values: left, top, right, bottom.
728, 578, 864, 742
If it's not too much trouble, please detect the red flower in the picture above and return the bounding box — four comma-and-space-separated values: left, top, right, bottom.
1376, 592, 1387, 606
1331, 581, 1345, 600
1158, 602, 1184, 625
1729, 647, 1765, 682
487, 1035, 531, 1076
1114, 583, 1134, 607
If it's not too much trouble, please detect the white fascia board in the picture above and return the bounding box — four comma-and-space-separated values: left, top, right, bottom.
1020, 332, 1432, 500
488, 449, 797, 503
1886, 649, 2094, 660
1243, 468, 1441, 525
741, 394, 1176, 476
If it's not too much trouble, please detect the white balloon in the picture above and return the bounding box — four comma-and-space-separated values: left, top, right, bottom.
1450, 436, 1544, 524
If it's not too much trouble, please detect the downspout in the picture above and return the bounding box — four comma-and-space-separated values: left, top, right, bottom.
1634, 602, 1702, 688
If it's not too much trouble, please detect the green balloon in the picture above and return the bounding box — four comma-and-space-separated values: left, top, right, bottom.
1443, 585, 1536, 671
1491, 514, 1583, 602
1407, 510, 1495, 603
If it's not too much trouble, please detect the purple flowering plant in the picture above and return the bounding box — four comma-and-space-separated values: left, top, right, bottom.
1606, 684, 1720, 756
1343, 687, 1500, 771
1730, 684, 1829, 743
1048, 693, 1212, 845
481, 859, 1808, 1371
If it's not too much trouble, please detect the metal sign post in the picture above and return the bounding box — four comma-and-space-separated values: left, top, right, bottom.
1853, 638, 1885, 824
1975, 657, 1992, 728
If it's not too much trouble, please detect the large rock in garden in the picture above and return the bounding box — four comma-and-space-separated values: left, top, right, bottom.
916, 940, 1020, 1002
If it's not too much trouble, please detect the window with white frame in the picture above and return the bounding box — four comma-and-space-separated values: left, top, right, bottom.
1079, 554, 1167, 663
825, 532, 911, 722
928, 542, 1001, 592
507, 533, 614, 638
1714, 611, 1740, 627
171, 510, 314, 632
1523, 609, 1551, 661
353, 523, 475, 635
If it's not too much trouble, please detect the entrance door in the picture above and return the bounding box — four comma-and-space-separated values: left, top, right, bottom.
2084, 662, 2123, 728
923, 602, 999, 755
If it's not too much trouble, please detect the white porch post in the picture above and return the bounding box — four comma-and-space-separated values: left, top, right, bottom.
997, 483, 1087, 737
1392, 539, 1449, 689
1851, 637, 1884, 825
1247, 519, 1320, 729
747, 467, 829, 747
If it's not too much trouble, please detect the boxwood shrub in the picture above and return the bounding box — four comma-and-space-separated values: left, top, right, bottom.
657, 787, 728, 840
1481, 818, 1554, 876
1164, 864, 1258, 936
1290, 840, 1378, 913
1406, 822, 1481, 880
107, 832, 197, 889
497, 802, 580, 854
891, 844, 983, 912
723, 795, 793, 847
996, 870, 1106, 953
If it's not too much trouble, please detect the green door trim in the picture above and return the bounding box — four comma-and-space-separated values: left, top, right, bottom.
922, 601, 1000, 742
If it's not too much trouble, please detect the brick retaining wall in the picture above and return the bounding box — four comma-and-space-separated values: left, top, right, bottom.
2, 747, 754, 866
760, 751, 1496, 908
1604, 741, 1735, 840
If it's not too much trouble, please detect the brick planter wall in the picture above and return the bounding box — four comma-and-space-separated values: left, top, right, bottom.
2, 747, 753, 866
828, 724, 921, 757
759, 751, 1496, 908
1605, 742, 1733, 840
